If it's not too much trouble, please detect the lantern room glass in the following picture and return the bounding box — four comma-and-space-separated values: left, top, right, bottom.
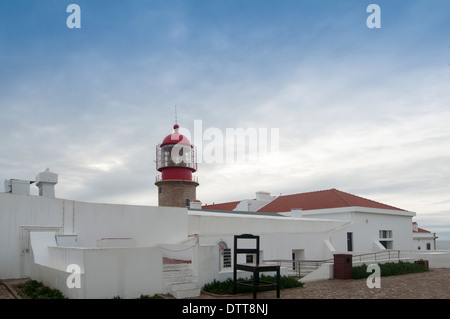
160, 144, 194, 169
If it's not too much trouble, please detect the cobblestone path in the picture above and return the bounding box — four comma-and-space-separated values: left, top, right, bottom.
196, 268, 450, 299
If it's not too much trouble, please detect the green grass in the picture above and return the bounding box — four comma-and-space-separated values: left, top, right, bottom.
17, 280, 163, 299
352, 261, 429, 279
17, 280, 65, 299
202, 275, 303, 295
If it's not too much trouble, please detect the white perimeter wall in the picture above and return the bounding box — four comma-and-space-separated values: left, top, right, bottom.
0, 192, 188, 279
71, 200, 187, 247
189, 210, 355, 261
188, 210, 351, 263
188, 211, 351, 239
0, 193, 64, 279
30, 232, 163, 298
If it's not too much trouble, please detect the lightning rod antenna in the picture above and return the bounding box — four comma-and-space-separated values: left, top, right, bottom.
174, 105, 178, 124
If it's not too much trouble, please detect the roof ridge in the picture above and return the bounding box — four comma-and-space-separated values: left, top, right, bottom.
257, 188, 338, 213
417, 227, 431, 233
278, 188, 336, 198
333, 189, 406, 211
203, 200, 241, 206
331, 188, 353, 206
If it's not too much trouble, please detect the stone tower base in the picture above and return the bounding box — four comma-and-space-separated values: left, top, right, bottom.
155, 179, 199, 208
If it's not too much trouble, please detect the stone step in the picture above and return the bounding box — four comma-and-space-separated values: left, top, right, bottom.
162, 281, 198, 295
169, 282, 197, 291
163, 263, 192, 271
170, 288, 201, 299
163, 268, 195, 278
162, 259, 200, 299
163, 274, 198, 285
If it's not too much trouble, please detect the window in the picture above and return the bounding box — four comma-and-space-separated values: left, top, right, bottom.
426, 243, 431, 250
222, 249, 232, 269
379, 230, 393, 249
185, 199, 190, 207
223, 248, 231, 268
246, 254, 254, 264
159, 187, 162, 194
219, 241, 231, 270
379, 230, 392, 239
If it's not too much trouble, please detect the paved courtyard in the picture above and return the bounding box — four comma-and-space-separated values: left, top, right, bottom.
196, 268, 450, 299
2, 268, 449, 299
0, 279, 25, 299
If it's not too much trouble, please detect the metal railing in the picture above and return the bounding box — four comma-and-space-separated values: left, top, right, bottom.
155, 175, 198, 183
264, 250, 401, 277
351, 250, 400, 262
263, 259, 334, 277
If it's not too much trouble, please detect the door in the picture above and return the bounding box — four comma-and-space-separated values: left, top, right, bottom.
20, 226, 62, 278
292, 249, 305, 276
347, 232, 353, 252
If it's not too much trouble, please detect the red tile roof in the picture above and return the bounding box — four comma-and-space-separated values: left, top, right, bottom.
202, 201, 241, 211
413, 227, 431, 233
201, 189, 406, 213
257, 188, 405, 213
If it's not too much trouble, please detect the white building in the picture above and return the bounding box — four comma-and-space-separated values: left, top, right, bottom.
202, 188, 417, 253
412, 222, 438, 251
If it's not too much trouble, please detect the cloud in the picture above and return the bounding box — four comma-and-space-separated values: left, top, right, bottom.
1, 0, 450, 239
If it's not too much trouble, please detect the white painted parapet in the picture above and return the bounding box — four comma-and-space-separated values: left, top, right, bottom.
4, 179, 32, 195
29, 231, 164, 299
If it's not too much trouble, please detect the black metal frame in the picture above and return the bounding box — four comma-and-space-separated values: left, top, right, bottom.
233, 234, 280, 299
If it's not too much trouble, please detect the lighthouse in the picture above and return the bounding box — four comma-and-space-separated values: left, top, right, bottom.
155, 124, 199, 207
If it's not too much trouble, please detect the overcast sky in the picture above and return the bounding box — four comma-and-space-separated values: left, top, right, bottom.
1, 0, 449, 240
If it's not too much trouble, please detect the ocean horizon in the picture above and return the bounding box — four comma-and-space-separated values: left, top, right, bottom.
436, 240, 450, 250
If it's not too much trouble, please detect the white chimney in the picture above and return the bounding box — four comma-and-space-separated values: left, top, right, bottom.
189, 200, 202, 210
290, 208, 303, 217
35, 168, 58, 198
255, 191, 272, 201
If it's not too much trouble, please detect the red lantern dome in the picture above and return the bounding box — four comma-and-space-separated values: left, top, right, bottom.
160, 124, 192, 147
156, 124, 198, 181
